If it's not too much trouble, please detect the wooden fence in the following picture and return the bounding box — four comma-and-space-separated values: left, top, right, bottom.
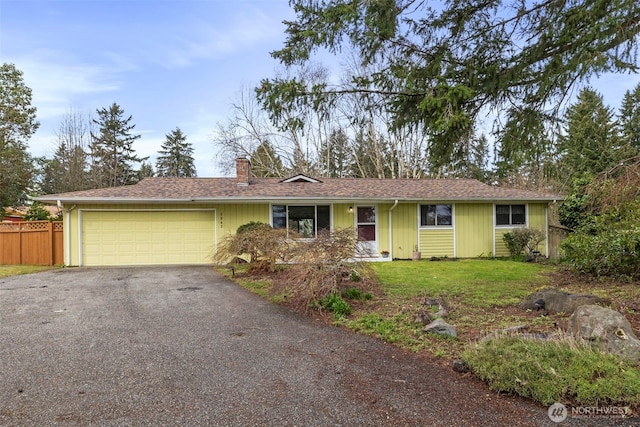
0, 221, 64, 265
548, 224, 572, 260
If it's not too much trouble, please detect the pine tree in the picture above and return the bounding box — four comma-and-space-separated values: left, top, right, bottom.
89, 103, 147, 187
258, 0, 640, 169
0, 63, 38, 209
557, 88, 628, 182
138, 162, 155, 180
319, 128, 352, 178
250, 140, 285, 177
155, 127, 196, 177
618, 84, 640, 151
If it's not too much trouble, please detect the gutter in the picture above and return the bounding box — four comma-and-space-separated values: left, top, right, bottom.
60, 202, 76, 266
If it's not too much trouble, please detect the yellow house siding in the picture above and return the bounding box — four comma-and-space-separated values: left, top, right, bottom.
494, 203, 549, 257
333, 204, 354, 229
494, 228, 512, 257
391, 203, 418, 259
455, 203, 494, 257
419, 229, 454, 257
528, 203, 548, 256
217, 204, 270, 238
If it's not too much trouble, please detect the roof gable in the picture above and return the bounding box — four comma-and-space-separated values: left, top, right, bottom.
280, 174, 322, 183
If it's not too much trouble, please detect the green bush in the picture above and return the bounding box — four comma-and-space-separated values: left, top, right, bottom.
318, 293, 351, 318
236, 221, 270, 234
562, 199, 640, 279
558, 177, 593, 230
23, 203, 53, 221
502, 227, 545, 258
341, 287, 373, 301
463, 336, 640, 406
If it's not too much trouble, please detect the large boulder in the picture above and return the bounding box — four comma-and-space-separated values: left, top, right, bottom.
522, 288, 605, 315
568, 305, 640, 361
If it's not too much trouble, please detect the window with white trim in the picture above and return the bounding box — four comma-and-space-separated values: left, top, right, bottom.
272, 205, 330, 238
496, 204, 526, 226
420, 204, 453, 227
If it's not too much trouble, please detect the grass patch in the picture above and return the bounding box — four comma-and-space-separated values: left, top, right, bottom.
369, 259, 552, 307
0, 265, 54, 278
462, 335, 640, 407
345, 313, 428, 351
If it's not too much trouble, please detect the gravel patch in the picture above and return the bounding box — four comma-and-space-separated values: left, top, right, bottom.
0, 266, 635, 426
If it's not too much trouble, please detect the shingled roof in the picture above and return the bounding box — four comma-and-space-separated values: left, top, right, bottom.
36, 176, 562, 204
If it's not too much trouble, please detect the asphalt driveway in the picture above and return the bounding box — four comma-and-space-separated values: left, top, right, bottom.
0, 267, 630, 426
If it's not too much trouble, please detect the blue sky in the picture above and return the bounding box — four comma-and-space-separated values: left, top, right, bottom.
1, 0, 295, 177
2, 1, 640, 178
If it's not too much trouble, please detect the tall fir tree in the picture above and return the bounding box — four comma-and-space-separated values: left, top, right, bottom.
618, 83, 640, 151
89, 103, 146, 187
155, 127, 196, 177
0, 63, 39, 210
258, 0, 640, 169
249, 140, 285, 177
318, 128, 352, 178
557, 88, 628, 183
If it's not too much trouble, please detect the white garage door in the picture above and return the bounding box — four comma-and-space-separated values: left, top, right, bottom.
81, 210, 216, 266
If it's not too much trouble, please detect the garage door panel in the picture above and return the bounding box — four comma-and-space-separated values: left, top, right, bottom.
82, 211, 215, 266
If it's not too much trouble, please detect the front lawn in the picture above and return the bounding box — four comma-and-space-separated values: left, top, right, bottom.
369, 258, 551, 306
219, 258, 640, 408
344, 259, 556, 357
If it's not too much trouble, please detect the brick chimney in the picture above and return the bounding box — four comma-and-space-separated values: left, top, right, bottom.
236, 157, 251, 186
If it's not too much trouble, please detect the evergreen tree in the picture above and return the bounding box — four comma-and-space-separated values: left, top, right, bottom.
448, 133, 490, 182
138, 162, 155, 180
618, 83, 640, 151
258, 0, 640, 168
557, 88, 628, 183
495, 108, 556, 189
0, 63, 39, 210
250, 140, 285, 177
318, 128, 352, 178
155, 127, 196, 177
89, 103, 146, 187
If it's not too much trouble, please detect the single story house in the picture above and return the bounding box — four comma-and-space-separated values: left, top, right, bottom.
36, 158, 562, 267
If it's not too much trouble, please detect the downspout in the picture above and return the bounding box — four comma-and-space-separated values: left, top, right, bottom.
388, 200, 399, 259
61, 202, 76, 266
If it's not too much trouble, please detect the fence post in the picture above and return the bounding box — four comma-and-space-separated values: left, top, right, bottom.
19, 223, 23, 265
48, 221, 53, 266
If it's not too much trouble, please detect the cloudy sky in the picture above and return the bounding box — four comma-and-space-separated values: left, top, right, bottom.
1, 0, 295, 177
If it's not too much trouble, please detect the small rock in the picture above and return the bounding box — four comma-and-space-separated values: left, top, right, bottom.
423, 318, 456, 337
452, 359, 469, 373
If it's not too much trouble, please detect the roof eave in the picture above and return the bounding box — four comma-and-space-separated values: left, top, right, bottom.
35, 195, 563, 204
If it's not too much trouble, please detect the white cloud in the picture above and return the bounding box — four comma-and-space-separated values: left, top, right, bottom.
9, 50, 125, 120
154, 8, 286, 69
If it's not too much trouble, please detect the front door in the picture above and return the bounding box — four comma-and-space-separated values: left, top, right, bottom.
356, 206, 377, 256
